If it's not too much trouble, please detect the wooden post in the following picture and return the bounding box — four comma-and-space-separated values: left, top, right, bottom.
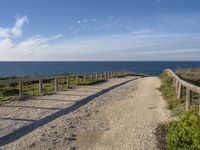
173, 78, 176, 87
55, 77, 58, 92
19, 81, 23, 99
96, 73, 98, 79
177, 82, 182, 99
84, 74, 86, 82
186, 87, 191, 111
100, 73, 102, 80
199, 97, 200, 116
176, 80, 179, 94
39, 79, 43, 95
90, 74, 93, 79
76, 75, 79, 85
104, 72, 107, 79
67, 76, 70, 87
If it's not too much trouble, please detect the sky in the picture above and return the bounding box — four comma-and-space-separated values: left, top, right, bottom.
0, 0, 200, 61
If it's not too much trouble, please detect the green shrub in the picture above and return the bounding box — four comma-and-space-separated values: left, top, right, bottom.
166, 110, 200, 150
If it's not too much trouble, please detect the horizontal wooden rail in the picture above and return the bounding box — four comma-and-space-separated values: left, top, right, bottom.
0, 70, 136, 99
164, 69, 200, 115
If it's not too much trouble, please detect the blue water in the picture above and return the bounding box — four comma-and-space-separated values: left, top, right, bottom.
0, 61, 200, 77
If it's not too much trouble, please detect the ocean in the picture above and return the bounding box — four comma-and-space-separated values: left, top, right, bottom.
0, 61, 200, 77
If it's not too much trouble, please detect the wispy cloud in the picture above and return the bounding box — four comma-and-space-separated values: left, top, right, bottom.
0, 16, 28, 39
2, 31, 199, 61
1, 15, 200, 61
0, 16, 62, 57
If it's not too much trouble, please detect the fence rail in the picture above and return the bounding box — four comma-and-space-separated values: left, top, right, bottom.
0, 70, 135, 99
164, 69, 200, 115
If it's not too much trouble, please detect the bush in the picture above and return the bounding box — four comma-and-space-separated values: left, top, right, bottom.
166, 110, 200, 150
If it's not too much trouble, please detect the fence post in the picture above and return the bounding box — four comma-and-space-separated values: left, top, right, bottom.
199, 97, 200, 116
96, 73, 98, 79
173, 78, 177, 87
19, 81, 23, 99
100, 73, 102, 80
177, 82, 182, 99
104, 72, 107, 79
186, 87, 191, 111
39, 79, 43, 95
67, 76, 70, 88
55, 77, 58, 92
84, 74, 86, 82
76, 75, 79, 85
90, 74, 93, 79
175, 80, 179, 94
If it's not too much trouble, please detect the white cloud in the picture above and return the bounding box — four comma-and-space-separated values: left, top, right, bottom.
0, 28, 10, 38
11, 16, 29, 38
0, 38, 13, 50
0, 16, 62, 57
77, 20, 82, 24
0, 16, 200, 61
0, 16, 28, 39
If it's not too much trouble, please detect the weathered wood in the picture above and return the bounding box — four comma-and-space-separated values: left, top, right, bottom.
111, 72, 113, 78
199, 98, 200, 116
165, 69, 200, 114
39, 79, 43, 95
105, 72, 108, 78
95, 73, 98, 79
177, 82, 182, 99
164, 69, 200, 94
19, 81, 23, 99
76, 75, 79, 85
186, 87, 191, 111
108, 72, 111, 78
84, 74, 86, 82
55, 77, 58, 92
100, 73, 102, 79
175, 80, 179, 94
67, 76, 70, 87
173, 78, 176, 87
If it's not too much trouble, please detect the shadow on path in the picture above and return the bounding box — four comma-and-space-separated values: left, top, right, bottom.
0, 78, 137, 147
0, 118, 34, 122
0, 105, 62, 111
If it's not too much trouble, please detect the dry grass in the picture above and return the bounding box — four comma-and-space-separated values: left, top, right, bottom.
176, 68, 200, 86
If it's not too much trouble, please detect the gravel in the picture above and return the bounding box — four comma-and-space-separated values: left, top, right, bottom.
0, 77, 171, 150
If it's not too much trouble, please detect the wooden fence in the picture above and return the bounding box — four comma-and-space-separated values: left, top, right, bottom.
164, 69, 200, 115
0, 70, 133, 99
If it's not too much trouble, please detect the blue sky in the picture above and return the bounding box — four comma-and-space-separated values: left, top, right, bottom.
0, 0, 200, 61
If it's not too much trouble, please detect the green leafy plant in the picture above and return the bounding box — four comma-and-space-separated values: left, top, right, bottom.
166, 110, 200, 150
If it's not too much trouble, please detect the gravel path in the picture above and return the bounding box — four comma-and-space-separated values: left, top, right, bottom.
0, 76, 170, 150
76, 77, 171, 150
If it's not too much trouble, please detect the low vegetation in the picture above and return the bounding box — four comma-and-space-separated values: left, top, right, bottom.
176, 68, 200, 86
166, 110, 200, 150
160, 73, 185, 114
160, 73, 200, 150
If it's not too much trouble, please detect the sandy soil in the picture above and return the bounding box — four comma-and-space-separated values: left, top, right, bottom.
0, 76, 170, 150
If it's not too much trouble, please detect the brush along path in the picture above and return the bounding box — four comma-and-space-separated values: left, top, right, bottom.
0, 77, 170, 150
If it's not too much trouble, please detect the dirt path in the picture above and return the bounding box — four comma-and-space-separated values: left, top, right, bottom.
76, 77, 171, 150
0, 77, 170, 150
